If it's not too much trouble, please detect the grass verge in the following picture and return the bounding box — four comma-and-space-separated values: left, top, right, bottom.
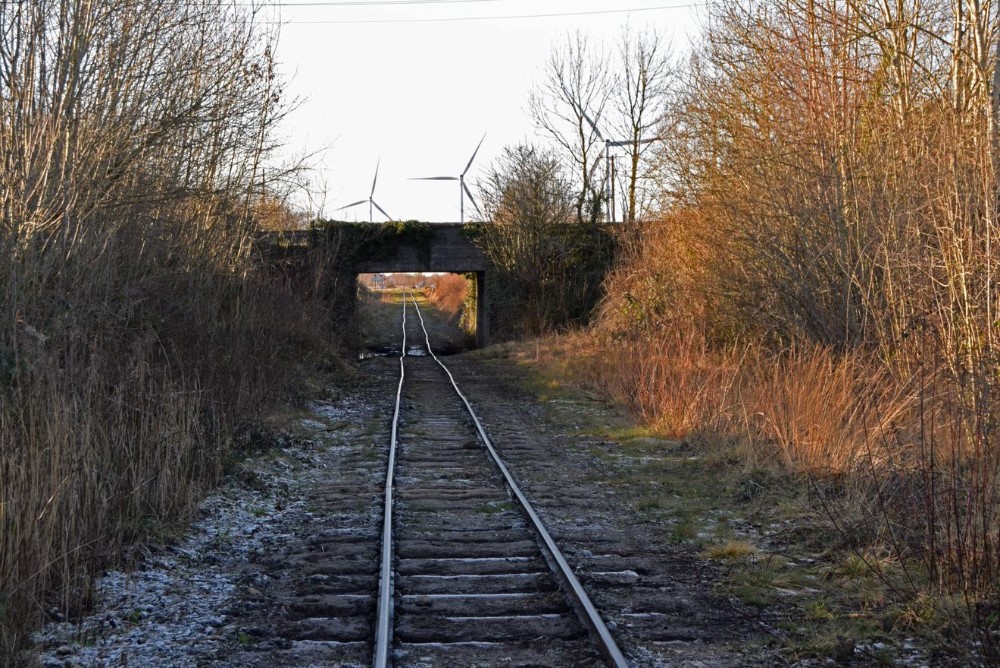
468, 335, 982, 665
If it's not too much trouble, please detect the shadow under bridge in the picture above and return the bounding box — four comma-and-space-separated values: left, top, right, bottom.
351, 222, 489, 348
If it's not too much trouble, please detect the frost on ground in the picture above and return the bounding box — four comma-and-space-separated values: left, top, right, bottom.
32, 394, 381, 668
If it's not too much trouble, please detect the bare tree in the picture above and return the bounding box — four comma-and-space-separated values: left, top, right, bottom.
476, 143, 614, 335
478, 143, 574, 277
530, 27, 675, 224
0, 2, 292, 652
611, 25, 675, 223
529, 31, 609, 223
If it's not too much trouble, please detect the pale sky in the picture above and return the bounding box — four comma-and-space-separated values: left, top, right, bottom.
265, 1, 704, 222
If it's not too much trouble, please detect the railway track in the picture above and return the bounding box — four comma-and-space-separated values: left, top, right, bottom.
374, 294, 627, 667
34, 291, 759, 667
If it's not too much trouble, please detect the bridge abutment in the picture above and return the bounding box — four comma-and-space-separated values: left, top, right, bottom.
343, 222, 490, 347
475, 272, 488, 348
259, 222, 491, 346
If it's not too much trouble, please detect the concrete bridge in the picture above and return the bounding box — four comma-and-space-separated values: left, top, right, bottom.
354, 223, 489, 347
260, 222, 491, 347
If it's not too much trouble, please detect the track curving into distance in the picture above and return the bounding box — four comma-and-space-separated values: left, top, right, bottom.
373, 294, 628, 668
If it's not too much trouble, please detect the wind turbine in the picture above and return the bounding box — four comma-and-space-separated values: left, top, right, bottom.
410, 134, 485, 223
580, 107, 659, 222
334, 159, 393, 222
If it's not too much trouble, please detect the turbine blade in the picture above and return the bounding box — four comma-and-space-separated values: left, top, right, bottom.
409, 176, 458, 181
371, 158, 381, 198
462, 182, 482, 218
334, 199, 368, 211
372, 200, 393, 221
581, 110, 604, 141
462, 133, 487, 176
609, 137, 660, 148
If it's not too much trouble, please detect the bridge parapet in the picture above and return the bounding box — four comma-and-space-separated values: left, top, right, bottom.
259, 222, 486, 274
353, 222, 486, 274
257, 222, 489, 346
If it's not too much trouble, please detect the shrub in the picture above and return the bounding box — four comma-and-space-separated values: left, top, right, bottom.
427, 274, 470, 324
0, 2, 343, 661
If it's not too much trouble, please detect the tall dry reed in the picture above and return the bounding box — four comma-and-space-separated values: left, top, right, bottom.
586, 332, 742, 439
743, 345, 916, 475
0, 2, 343, 662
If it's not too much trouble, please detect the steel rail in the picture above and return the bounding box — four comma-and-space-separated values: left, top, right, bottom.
409, 296, 630, 668
373, 296, 408, 668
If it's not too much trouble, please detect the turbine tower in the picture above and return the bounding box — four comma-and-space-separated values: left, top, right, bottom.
410, 134, 486, 223
580, 107, 659, 223
334, 159, 393, 222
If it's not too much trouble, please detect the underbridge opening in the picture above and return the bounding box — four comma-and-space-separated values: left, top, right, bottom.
358, 272, 485, 355
257, 222, 494, 347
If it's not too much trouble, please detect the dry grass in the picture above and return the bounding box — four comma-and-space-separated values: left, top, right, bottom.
0, 3, 348, 662
528, 327, 1000, 658
0, 229, 342, 661
532, 324, 1000, 659
588, 332, 742, 439
548, 329, 914, 478
742, 345, 916, 475
427, 274, 469, 322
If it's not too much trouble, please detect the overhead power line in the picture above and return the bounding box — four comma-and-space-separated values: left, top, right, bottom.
267, 0, 507, 6
268, 3, 702, 24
